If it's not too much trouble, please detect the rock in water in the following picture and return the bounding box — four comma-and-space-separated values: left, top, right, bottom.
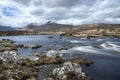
31, 44, 42, 49
51, 62, 87, 80
48, 36, 53, 38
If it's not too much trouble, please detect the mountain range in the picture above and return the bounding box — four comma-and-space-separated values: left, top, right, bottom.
0, 25, 15, 31
0, 21, 120, 37
24, 21, 120, 33
24, 21, 73, 32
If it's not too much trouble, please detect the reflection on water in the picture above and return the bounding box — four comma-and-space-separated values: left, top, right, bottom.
0, 35, 120, 80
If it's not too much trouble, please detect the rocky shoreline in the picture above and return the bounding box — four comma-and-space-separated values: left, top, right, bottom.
0, 39, 93, 80
60, 32, 120, 38
1, 29, 120, 38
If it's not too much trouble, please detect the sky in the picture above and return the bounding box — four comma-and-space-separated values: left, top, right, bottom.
0, 0, 120, 27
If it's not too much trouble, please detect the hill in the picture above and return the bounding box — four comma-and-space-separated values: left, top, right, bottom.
0, 25, 15, 31
1, 22, 119, 37
24, 21, 74, 32
70, 23, 120, 37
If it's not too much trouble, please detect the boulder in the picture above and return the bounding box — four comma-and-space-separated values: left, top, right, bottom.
31, 44, 42, 49
59, 47, 68, 51
0, 51, 21, 61
18, 44, 30, 48
60, 33, 73, 37
52, 62, 87, 80
48, 36, 53, 38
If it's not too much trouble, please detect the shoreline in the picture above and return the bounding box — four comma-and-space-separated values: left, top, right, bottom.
0, 30, 120, 38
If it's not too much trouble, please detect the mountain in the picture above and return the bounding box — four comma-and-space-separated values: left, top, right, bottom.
0, 25, 15, 31
24, 22, 120, 37
24, 22, 120, 33
0, 22, 120, 37
24, 21, 74, 32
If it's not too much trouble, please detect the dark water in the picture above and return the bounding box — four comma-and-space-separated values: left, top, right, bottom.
0, 34, 120, 80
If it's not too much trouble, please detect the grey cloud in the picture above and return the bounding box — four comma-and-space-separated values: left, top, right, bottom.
13, 0, 32, 6
33, 0, 43, 6
16, 0, 120, 25
30, 8, 44, 16
112, 13, 120, 18
0, 0, 120, 27
78, 0, 97, 6
42, 0, 79, 8
43, 8, 69, 20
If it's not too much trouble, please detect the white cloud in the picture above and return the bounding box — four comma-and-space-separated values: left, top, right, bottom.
0, 0, 120, 27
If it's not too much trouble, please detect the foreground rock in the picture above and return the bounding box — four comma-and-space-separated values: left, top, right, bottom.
0, 59, 38, 80
0, 51, 22, 61
45, 62, 87, 80
0, 50, 38, 80
0, 50, 93, 80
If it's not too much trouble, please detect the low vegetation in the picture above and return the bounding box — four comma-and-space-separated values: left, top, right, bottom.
0, 39, 94, 80
0, 39, 18, 52
71, 58, 94, 66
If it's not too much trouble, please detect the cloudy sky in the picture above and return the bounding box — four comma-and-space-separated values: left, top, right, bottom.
0, 0, 120, 27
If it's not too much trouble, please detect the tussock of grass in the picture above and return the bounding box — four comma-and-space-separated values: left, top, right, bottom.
0, 39, 18, 52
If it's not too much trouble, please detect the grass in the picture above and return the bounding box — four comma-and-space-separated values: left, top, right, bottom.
71, 58, 93, 66
0, 46, 10, 52
0, 39, 18, 52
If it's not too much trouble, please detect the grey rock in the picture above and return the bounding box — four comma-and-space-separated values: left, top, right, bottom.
0, 51, 22, 61
52, 62, 87, 80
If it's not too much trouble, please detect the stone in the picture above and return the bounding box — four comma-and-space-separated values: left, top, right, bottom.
18, 44, 30, 48
52, 62, 87, 80
31, 44, 42, 49
0, 51, 21, 62
48, 36, 53, 38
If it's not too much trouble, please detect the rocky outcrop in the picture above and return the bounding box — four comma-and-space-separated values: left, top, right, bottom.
0, 51, 39, 80
45, 62, 87, 80
0, 51, 22, 61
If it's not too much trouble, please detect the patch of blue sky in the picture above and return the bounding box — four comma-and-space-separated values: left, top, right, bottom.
2, 7, 22, 17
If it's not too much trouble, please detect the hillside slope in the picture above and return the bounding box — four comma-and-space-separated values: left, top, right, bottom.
24, 21, 74, 32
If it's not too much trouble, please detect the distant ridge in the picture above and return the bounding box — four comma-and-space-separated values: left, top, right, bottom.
75, 23, 120, 32
0, 22, 120, 37
24, 22, 120, 33
0, 25, 15, 31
